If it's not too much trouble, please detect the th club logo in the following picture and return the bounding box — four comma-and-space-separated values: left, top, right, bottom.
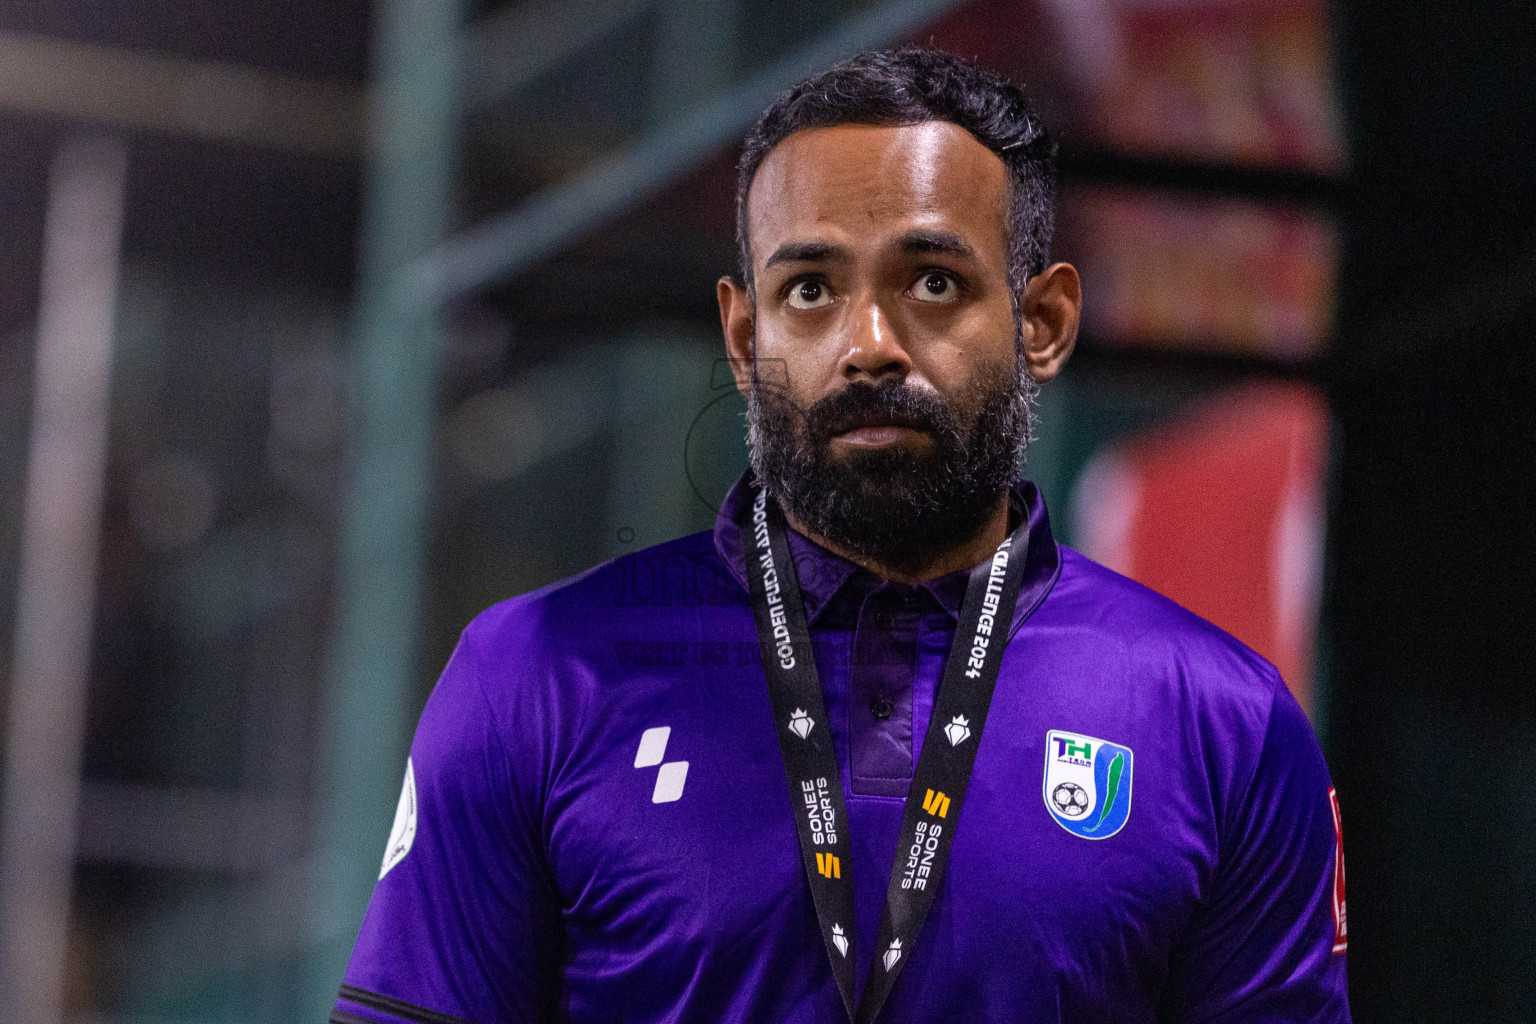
634, 726, 689, 803
882, 938, 903, 971
787, 707, 814, 739
831, 923, 849, 957
1042, 729, 1133, 840
944, 714, 971, 747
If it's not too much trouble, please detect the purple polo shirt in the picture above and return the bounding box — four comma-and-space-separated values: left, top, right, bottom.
333, 476, 1350, 1024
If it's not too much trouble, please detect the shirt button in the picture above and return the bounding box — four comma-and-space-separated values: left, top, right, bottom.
869, 696, 894, 720
875, 609, 896, 630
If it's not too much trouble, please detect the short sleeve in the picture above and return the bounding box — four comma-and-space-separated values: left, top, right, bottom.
1160, 684, 1351, 1023
333, 634, 564, 1024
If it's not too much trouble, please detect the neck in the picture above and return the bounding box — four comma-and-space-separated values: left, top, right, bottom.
781, 491, 1014, 586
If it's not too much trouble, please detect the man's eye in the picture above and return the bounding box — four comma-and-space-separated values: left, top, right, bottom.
911, 271, 957, 303
786, 280, 833, 309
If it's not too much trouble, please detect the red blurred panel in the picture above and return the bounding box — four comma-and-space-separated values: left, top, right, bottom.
1073, 382, 1328, 713
921, 0, 1345, 172
1085, 0, 1346, 171
1062, 187, 1339, 358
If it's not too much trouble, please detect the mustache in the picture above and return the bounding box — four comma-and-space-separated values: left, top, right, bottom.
799, 379, 958, 441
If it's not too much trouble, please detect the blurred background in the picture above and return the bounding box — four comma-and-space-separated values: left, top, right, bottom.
0, 0, 1529, 1020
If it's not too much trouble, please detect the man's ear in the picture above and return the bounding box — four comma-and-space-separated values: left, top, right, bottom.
1019, 262, 1081, 383
718, 275, 756, 396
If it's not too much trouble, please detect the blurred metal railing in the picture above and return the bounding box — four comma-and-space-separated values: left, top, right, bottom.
412, 0, 966, 302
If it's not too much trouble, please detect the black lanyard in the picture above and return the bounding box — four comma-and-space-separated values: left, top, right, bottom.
738, 483, 1031, 1023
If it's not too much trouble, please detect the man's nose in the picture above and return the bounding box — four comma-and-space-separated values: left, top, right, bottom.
838, 297, 911, 382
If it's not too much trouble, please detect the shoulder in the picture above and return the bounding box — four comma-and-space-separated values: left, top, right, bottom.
458, 528, 733, 663
412, 530, 738, 802
446, 529, 739, 738
1030, 546, 1299, 827
1045, 544, 1285, 714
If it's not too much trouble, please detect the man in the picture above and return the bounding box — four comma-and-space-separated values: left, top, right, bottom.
332, 48, 1350, 1023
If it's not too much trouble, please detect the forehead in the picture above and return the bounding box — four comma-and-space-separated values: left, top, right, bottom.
746, 121, 1010, 269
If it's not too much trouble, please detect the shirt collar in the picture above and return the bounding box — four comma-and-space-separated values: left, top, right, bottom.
713, 472, 1061, 635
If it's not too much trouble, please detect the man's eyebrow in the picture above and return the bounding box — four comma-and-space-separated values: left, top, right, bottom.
899, 230, 978, 259
762, 240, 843, 271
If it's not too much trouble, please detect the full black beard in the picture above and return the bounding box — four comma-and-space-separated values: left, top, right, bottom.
746, 356, 1035, 578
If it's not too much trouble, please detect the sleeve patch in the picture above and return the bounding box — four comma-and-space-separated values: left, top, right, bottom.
1328, 786, 1347, 953
380, 758, 418, 880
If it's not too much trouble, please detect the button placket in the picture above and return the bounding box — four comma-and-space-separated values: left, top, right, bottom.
849, 587, 919, 796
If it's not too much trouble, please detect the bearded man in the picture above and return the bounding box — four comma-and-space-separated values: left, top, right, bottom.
331, 47, 1351, 1024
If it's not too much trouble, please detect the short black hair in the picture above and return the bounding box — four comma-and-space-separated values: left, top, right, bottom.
736, 45, 1057, 299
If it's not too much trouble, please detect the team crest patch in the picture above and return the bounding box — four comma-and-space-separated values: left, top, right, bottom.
1043, 730, 1133, 840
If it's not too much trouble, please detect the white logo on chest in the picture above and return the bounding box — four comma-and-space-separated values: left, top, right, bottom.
634, 726, 689, 803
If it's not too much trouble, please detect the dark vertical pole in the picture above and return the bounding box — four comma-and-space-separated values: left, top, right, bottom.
1329, 1, 1536, 1020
